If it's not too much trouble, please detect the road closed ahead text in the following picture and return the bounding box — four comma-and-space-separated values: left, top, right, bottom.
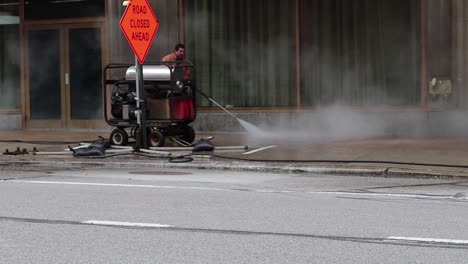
131, 5, 151, 41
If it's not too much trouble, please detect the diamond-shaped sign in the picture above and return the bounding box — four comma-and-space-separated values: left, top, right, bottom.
120, 0, 159, 64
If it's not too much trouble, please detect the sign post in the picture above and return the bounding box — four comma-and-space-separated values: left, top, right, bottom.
120, 0, 159, 149
135, 58, 146, 148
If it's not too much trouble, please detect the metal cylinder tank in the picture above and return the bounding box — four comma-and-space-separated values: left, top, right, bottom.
125, 65, 171, 81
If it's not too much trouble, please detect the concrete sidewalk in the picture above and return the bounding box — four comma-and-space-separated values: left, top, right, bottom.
1, 129, 468, 178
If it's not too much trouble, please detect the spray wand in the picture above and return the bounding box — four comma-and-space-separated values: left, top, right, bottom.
193, 87, 265, 136
194, 88, 238, 119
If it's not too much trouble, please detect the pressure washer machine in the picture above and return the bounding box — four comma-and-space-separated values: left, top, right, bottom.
103, 62, 196, 147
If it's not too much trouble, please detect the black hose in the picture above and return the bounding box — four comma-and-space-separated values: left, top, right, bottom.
169, 155, 194, 163
211, 154, 468, 169
71, 151, 195, 163
72, 152, 169, 160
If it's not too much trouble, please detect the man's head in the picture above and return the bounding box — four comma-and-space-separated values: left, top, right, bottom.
174, 43, 185, 60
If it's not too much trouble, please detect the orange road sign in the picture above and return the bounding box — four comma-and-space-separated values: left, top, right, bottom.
119, 0, 159, 64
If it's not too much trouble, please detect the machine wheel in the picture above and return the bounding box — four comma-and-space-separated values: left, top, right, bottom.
180, 125, 196, 144
110, 128, 128, 146
148, 130, 165, 147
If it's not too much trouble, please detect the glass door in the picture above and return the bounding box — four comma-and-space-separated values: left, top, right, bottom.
25, 24, 105, 129
26, 28, 63, 127
67, 26, 104, 128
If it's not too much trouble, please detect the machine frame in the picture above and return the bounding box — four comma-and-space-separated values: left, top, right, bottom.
102, 62, 197, 147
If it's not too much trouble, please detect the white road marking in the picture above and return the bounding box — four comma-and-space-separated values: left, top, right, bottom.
82, 220, 171, 228
242, 145, 277, 155
387, 236, 468, 245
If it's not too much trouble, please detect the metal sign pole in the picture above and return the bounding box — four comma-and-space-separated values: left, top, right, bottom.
135, 56, 148, 149
120, 0, 158, 149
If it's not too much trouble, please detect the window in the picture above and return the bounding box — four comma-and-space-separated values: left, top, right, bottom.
25, 0, 104, 20
185, 0, 296, 108
300, 0, 421, 107
0, 0, 20, 109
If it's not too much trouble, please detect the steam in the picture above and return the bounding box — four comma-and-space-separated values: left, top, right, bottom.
237, 105, 431, 145
237, 107, 387, 145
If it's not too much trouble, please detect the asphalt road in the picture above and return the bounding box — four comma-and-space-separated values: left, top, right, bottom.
1, 165, 468, 263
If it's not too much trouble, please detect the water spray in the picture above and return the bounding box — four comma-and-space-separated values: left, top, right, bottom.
194, 88, 266, 137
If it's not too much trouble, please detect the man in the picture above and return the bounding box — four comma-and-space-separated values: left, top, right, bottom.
162, 43, 192, 80
162, 43, 187, 64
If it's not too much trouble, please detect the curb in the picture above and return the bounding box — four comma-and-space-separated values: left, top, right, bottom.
1, 158, 468, 179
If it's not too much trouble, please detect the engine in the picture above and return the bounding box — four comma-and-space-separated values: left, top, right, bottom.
111, 89, 137, 120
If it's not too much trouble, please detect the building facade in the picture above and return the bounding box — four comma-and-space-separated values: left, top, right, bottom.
0, 0, 466, 136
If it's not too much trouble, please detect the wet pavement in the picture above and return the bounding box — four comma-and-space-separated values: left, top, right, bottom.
1, 129, 468, 178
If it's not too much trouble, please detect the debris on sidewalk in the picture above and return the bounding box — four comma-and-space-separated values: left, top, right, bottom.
3, 147, 30, 156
